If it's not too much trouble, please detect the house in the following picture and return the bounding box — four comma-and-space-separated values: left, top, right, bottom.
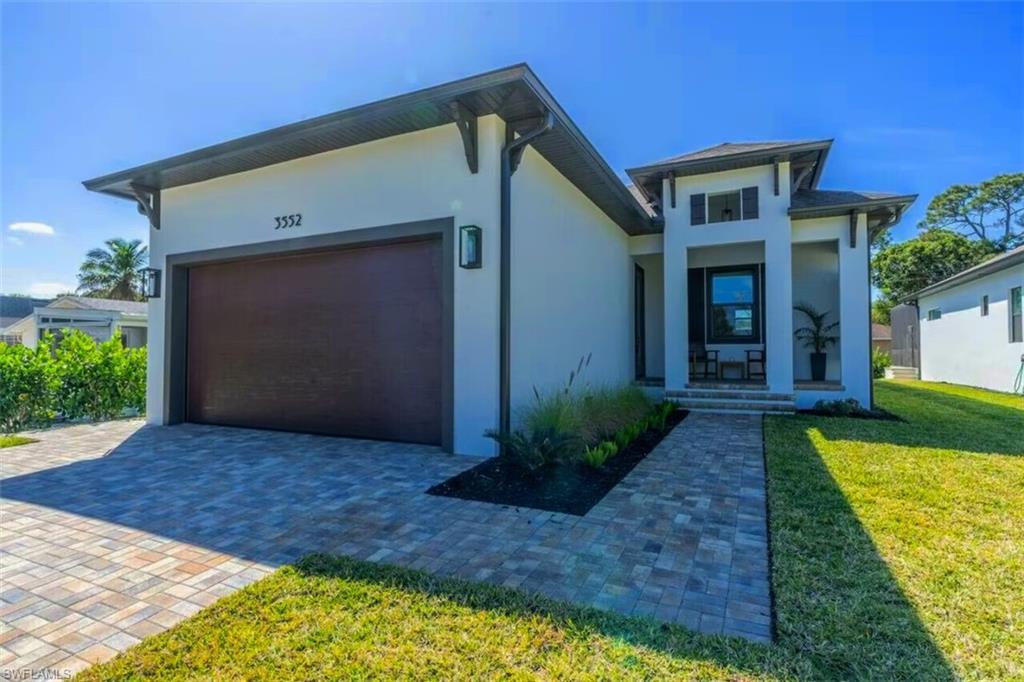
0, 295, 51, 344
872, 323, 892, 354
2, 295, 148, 349
906, 244, 1024, 393
83, 64, 915, 456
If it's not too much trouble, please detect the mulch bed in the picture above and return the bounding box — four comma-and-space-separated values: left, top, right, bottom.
427, 409, 688, 516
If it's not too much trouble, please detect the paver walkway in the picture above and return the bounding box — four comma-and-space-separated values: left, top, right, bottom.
1, 413, 771, 677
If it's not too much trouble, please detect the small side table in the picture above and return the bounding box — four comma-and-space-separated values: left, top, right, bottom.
719, 361, 746, 381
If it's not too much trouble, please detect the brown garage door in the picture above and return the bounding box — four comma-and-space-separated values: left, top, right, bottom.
186, 238, 442, 444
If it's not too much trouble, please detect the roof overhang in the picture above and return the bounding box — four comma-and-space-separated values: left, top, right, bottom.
625, 140, 833, 207
789, 193, 917, 241
906, 245, 1024, 302
83, 64, 656, 235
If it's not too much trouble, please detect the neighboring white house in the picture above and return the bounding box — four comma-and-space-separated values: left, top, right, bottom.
2, 295, 148, 349
83, 64, 915, 456
910, 245, 1024, 393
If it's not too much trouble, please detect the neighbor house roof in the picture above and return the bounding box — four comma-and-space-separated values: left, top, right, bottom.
871, 323, 892, 341
909, 244, 1024, 301
1, 296, 147, 336
626, 139, 833, 205
0, 295, 51, 329
82, 64, 655, 235
49, 295, 148, 315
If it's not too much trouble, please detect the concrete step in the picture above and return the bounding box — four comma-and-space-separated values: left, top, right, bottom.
685, 382, 768, 391
886, 366, 919, 380
684, 407, 792, 416
668, 389, 794, 401
669, 397, 796, 414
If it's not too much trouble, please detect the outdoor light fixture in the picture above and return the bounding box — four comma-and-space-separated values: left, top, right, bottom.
459, 225, 482, 269
143, 267, 162, 299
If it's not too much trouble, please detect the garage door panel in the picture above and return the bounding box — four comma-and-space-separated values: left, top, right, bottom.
186, 238, 442, 444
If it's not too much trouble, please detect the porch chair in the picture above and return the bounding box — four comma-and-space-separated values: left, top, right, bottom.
689, 342, 719, 380
746, 349, 766, 381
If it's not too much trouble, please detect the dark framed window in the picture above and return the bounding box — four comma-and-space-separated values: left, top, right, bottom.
981, 295, 989, 316
707, 191, 741, 223
1011, 287, 1022, 343
691, 187, 759, 225
706, 265, 761, 343
927, 308, 941, 321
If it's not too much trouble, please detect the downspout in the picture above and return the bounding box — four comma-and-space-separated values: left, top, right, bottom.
499, 112, 555, 435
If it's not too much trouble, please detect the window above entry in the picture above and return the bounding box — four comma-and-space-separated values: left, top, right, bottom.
691, 187, 759, 225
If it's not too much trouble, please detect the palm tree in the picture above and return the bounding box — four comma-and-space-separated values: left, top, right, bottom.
76, 238, 149, 301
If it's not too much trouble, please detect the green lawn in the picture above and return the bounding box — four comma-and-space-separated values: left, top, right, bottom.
0, 434, 36, 448
79, 381, 1023, 681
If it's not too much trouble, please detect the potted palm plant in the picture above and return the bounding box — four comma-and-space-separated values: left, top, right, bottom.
794, 303, 839, 381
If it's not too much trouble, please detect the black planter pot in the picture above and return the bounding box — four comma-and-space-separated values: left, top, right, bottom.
810, 352, 827, 381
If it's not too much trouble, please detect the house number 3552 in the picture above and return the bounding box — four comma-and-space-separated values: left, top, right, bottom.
274, 214, 302, 229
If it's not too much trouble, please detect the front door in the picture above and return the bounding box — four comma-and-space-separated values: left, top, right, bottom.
634, 264, 646, 379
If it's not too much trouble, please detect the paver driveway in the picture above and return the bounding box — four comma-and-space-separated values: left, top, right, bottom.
1, 413, 771, 676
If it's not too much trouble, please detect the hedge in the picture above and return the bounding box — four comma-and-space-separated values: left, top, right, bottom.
0, 330, 146, 433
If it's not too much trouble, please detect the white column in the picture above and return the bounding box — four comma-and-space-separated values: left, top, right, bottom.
839, 212, 871, 405
765, 233, 794, 394
663, 176, 689, 391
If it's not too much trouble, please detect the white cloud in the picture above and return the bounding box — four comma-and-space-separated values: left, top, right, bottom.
27, 281, 75, 298
9, 222, 55, 236
6, 236, 25, 247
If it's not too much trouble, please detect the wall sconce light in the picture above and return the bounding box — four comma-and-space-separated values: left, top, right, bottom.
459, 225, 482, 269
143, 267, 162, 299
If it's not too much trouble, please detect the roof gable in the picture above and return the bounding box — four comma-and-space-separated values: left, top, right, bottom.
626, 139, 833, 206
49, 295, 147, 315
83, 64, 655, 235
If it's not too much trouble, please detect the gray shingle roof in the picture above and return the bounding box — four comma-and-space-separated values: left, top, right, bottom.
625, 139, 834, 205
790, 189, 910, 210
636, 140, 831, 169
55, 296, 147, 315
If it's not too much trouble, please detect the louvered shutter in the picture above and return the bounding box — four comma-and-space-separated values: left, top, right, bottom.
690, 194, 706, 225
742, 186, 759, 220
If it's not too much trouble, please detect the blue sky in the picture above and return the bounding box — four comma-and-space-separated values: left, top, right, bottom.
2, 2, 1021, 297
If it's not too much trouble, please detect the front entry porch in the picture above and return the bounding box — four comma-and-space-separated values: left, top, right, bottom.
632, 234, 864, 412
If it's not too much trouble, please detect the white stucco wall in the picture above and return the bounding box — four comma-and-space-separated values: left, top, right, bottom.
919, 264, 1024, 393
662, 164, 795, 395
791, 240, 841, 381
152, 117, 505, 456
510, 145, 633, 410
791, 215, 871, 407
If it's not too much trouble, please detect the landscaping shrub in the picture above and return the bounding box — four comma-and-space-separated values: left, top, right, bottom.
872, 348, 891, 378
522, 388, 579, 437
579, 440, 617, 468
0, 337, 59, 433
495, 357, 682, 471
576, 384, 651, 444
0, 329, 147, 433
484, 427, 577, 473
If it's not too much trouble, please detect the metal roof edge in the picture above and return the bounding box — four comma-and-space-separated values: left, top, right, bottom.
82, 63, 531, 193
517, 69, 657, 232
906, 246, 1024, 302
624, 139, 834, 177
